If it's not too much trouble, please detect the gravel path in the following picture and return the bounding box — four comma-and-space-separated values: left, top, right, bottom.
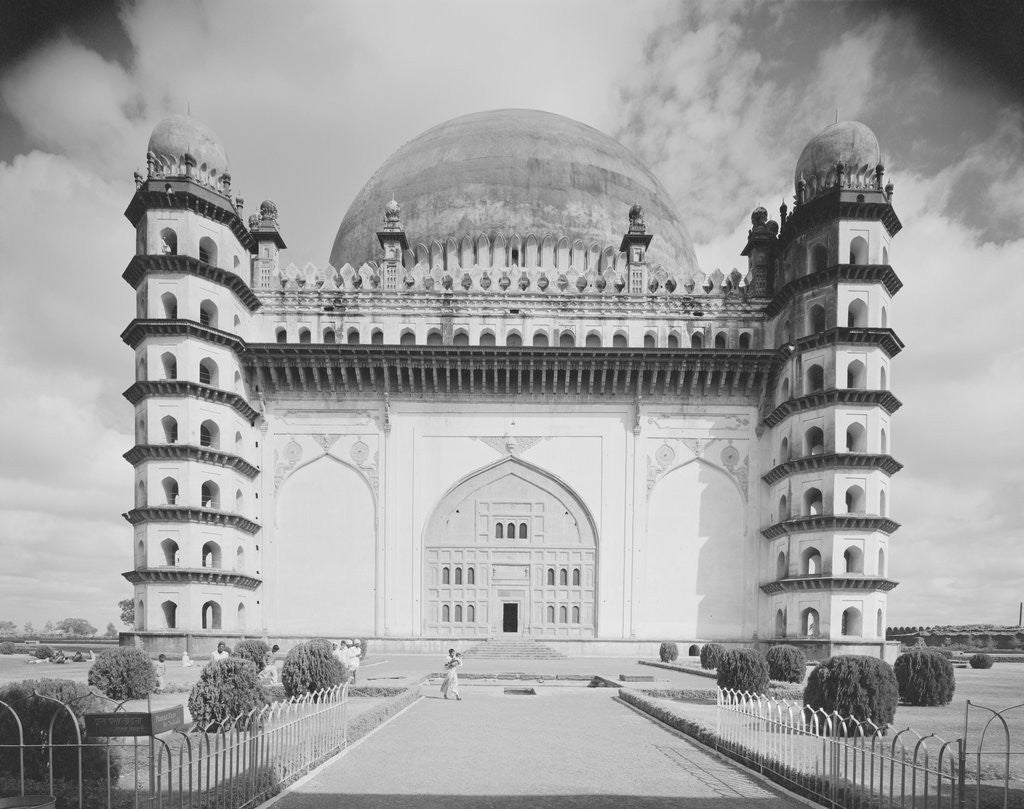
273, 689, 804, 808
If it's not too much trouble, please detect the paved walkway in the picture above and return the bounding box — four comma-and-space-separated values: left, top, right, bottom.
274, 689, 803, 809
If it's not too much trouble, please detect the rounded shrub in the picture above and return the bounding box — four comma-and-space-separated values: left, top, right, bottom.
969, 653, 994, 670
659, 642, 679, 663
281, 638, 346, 697
0, 642, 14, 655
189, 658, 268, 730
766, 644, 807, 683
700, 642, 726, 670
804, 655, 899, 728
33, 645, 53, 660
716, 648, 770, 694
894, 649, 956, 706
233, 639, 271, 670
88, 647, 157, 700
0, 678, 121, 784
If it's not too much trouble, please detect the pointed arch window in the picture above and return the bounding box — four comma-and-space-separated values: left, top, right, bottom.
547, 568, 555, 586
442, 566, 450, 584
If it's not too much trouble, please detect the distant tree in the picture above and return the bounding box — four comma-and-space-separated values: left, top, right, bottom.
23, 621, 34, 635
43, 621, 54, 634
104, 622, 118, 639
56, 618, 98, 637
118, 598, 135, 628
0, 621, 16, 636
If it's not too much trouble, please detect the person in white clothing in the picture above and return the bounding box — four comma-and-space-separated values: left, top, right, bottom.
349, 639, 362, 684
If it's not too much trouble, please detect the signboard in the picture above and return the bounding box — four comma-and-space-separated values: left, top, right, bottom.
85, 705, 184, 737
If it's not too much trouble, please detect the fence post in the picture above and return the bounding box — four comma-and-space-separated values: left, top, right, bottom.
0, 698, 26, 798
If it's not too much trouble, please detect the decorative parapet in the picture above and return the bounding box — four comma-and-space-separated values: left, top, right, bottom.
781, 188, 902, 243
763, 389, 902, 428
762, 453, 902, 485
123, 381, 259, 421
123, 567, 261, 590
259, 257, 755, 299
761, 515, 900, 540
122, 506, 260, 534
121, 319, 245, 351
760, 575, 899, 594
122, 255, 261, 311
123, 444, 259, 478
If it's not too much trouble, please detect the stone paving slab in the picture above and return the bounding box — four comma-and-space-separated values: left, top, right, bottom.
273, 689, 804, 809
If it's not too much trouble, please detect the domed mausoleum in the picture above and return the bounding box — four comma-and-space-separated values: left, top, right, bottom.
120, 112, 904, 661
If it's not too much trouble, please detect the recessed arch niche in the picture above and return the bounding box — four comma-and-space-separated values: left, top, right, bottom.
643, 459, 745, 638
274, 454, 376, 635
422, 457, 597, 638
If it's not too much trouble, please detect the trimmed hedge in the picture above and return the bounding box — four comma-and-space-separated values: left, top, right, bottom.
233, 639, 271, 670
345, 688, 419, 743
0, 678, 120, 784
970, 653, 994, 669
659, 642, 679, 662
804, 655, 899, 727
700, 642, 726, 670
88, 647, 157, 700
894, 649, 956, 705
281, 638, 347, 698
0, 641, 14, 654
766, 644, 807, 683
188, 658, 268, 730
716, 648, 770, 694
33, 645, 53, 660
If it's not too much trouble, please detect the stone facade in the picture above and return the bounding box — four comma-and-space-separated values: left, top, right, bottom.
121, 113, 903, 660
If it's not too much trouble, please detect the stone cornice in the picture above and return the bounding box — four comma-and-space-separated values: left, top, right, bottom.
780, 188, 902, 245
122, 506, 260, 534
761, 515, 900, 540
124, 183, 256, 251
760, 575, 899, 594
122, 567, 261, 589
762, 453, 903, 485
123, 255, 261, 312
245, 345, 782, 401
766, 265, 903, 318
123, 381, 259, 421
121, 319, 245, 351
763, 389, 902, 428
793, 327, 904, 358
123, 444, 259, 478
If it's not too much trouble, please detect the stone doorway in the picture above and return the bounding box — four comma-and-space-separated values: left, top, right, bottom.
502, 603, 519, 633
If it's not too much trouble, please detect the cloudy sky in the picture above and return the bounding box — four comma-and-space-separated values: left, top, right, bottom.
0, 0, 1022, 632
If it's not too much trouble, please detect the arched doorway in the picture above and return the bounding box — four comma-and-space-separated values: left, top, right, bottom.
422, 458, 598, 638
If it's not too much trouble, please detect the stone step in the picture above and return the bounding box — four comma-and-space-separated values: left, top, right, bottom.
462, 639, 567, 659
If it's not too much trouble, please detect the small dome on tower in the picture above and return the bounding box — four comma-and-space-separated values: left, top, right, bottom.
147, 114, 230, 181
794, 121, 880, 199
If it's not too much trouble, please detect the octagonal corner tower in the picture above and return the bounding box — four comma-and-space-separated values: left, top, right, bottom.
329, 108, 700, 277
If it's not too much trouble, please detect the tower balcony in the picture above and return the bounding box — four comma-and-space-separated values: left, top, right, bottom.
762, 452, 902, 485
123, 506, 260, 534
121, 319, 245, 351
123, 566, 261, 590
761, 515, 899, 540
763, 388, 901, 428
123, 254, 261, 311
792, 327, 904, 358
765, 263, 903, 319
760, 574, 898, 595
124, 444, 259, 478
123, 380, 259, 421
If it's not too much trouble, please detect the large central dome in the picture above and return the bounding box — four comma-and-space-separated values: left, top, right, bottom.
329, 109, 698, 275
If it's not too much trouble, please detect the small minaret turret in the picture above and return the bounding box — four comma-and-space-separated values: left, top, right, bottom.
741, 206, 778, 297
377, 198, 408, 291
620, 202, 653, 294
250, 200, 286, 289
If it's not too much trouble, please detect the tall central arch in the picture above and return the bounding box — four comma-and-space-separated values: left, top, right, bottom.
422, 457, 598, 638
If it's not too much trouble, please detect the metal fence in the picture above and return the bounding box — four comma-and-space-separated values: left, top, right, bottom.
962, 700, 1024, 809
716, 687, 963, 809
0, 683, 351, 809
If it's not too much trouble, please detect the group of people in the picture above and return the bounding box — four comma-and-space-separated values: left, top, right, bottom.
332, 639, 362, 683
441, 648, 463, 700
25, 648, 95, 665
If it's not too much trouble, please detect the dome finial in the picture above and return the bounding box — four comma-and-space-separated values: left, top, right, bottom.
628, 201, 645, 233
383, 197, 402, 228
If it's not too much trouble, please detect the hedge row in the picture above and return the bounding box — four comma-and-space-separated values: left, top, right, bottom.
345, 687, 420, 744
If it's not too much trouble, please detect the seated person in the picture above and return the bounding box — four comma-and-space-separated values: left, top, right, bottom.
50, 650, 66, 664
181, 650, 194, 668
72, 651, 85, 663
